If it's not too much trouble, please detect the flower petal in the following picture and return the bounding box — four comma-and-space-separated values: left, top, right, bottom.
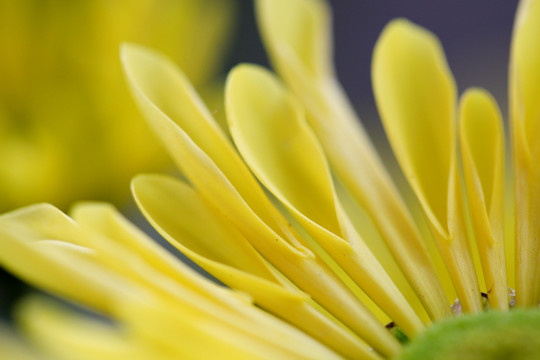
459, 88, 508, 310
510, 0, 540, 306
15, 296, 151, 360
121, 43, 307, 258
372, 19, 482, 312
118, 295, 342, 360
226, 64, 425, 337
255, 0, 332, 81
256, 0, 451, 320
70, 202, 235, 301
122, 43, 399, 357
132, 174, 380, 360
6, 204, 342, 359
0, 204, 133, 313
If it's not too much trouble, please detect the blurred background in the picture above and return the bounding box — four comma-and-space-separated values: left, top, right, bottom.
0, 0, 518, 320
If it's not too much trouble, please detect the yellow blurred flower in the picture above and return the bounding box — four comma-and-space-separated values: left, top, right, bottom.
0, 0, 235, 212
1, 0, 540, 359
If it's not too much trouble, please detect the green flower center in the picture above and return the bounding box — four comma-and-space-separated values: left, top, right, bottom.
395, 309, 540, 360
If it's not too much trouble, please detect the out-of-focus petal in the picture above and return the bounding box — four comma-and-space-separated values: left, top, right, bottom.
0, 0, 236, 211
15, 296, 152, 360
0, 204, 134, 313
510, 0, 540, 306
1, 204, 345, 359
0, 323, 42, 360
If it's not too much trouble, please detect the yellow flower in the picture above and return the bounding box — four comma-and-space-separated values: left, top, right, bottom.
1, 0, 540, 359
0, 0, 235, 212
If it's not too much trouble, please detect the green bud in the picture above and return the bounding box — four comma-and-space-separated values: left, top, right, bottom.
395, 309, 540, 360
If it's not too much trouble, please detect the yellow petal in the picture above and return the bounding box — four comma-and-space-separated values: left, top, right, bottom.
69, 202, 243, 307
72, 205, 261, 326
132, 174, 379, 360
0, 204, 187, 314
118, 295, 343, 360
53, 203, 345, 359
15, 296, 152, 360
226, 64, 339, 234
0, 204, 133, 313
72, 202, 315, 346
226, 63, 424, 336
512, 0, 540, 155
0, 203, 258, 350
132, 174, 279, 282
459, 88, 508, 309
372, 19, 482, 312
256, 0, 451, 320
0, 204, 346, 359
121, 44, 311, 267
256, 0, 332, 80
120, 43, 297, 247
510, 0, 540, 306
373, 19, 453, 233
122, 43, 400, 356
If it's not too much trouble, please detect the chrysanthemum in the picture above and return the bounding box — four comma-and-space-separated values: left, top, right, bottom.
0, 0, 234, 212
1, 0, 539, 359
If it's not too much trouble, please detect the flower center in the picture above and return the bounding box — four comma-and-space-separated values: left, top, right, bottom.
395, 309, 540, 360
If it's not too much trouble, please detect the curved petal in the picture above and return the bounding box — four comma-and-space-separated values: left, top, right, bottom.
70, 202, 240, 304
132, 174, 380, 360
0, 204, 133, 313
256, 0, 451, 320
459, 88, 507, 310
226, 64, 425, 337
15, 296, 151, 360
510, 0, 540, 306
117, 295, 342, 360
255, 0, 332, 81
122, 44, 399, 356
120, 43, 299, 247
3, 204, 343, 359
372, 19, 482, 312
121, 43, 316, 260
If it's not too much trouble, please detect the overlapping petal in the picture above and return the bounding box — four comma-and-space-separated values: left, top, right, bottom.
0, 203, 344, 360
256, 0, 451, 321
121, 43, 401, 357
1, 0, 538, 358
132, 174, 379, 359
226, 64, 425, 335
372, 19, 482, 313
459, 89, 508, 309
